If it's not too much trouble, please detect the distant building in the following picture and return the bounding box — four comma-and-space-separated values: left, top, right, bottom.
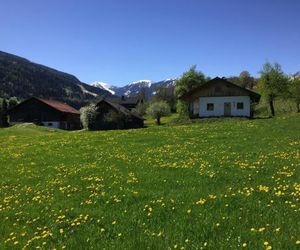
7, 97, 81, 130
180, 77, 261, 118
92, 99, 144, 130
106, 96, 143, 110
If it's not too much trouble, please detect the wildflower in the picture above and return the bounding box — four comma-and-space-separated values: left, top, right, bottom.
296, 240, 300, 245
112, 221, 116, 225
242, 243, 247, 247
196, 199, 206, 205
59, 228, 64, 234
187, 209, 191, 214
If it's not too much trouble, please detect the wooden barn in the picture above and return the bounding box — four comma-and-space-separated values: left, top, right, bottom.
180, 77, 261, 118
8, 97, 81, 130
92, 99, 144, 130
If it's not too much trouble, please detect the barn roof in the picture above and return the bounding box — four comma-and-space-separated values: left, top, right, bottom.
8, 97, 80, 115
37, 98, 80, 114
180, 77, 261, 102
97, 99, 144, 120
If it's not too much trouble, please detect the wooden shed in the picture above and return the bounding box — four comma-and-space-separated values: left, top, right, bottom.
180, 77, 261, 118
92, 99, 144, 130
7, 97, 81, 130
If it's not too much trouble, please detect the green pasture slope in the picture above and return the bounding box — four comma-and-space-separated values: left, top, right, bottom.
0, 115, 299, 250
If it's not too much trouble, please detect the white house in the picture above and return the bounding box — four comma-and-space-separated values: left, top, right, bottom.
180, 77, 261, 118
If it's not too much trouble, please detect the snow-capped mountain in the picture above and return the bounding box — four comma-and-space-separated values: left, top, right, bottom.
91, 81, 117, 95
91, 79, 176, 98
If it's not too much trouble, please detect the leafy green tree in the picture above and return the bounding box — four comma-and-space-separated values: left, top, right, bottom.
227, 71, 257, 89
80, 104, 97, 130
289, 77, 300, 112
258, 62, 288, 116
146, 101, 170, 125
239, 71, 256, 89
175, 66, 208, 116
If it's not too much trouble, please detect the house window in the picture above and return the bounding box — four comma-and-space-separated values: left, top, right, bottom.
237, 102, 244, 110
207, 103, 214, 111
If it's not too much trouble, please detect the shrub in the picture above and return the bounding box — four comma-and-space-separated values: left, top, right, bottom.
80, 104, 97, 130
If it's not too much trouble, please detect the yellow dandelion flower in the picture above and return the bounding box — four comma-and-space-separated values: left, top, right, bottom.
242, 243, 247, 247
196, 199, 206, 205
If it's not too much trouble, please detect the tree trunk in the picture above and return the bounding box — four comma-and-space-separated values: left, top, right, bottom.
156, 117, 161, 125
269, 100, 275, 116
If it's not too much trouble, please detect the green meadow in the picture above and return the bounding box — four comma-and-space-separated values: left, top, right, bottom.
0, 115, 299, 249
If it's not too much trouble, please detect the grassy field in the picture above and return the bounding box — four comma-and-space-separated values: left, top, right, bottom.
0, 115, 299, 249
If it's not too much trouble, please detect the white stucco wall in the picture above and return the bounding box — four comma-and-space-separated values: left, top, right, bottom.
198, 96, 250, 117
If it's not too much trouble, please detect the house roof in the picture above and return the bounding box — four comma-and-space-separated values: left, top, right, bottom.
97, 99, 144, 120
8, 97, 80, 114
179, 77, 261, 102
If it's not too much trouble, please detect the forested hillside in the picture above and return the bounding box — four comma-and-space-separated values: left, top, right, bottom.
0, 51, 111, 108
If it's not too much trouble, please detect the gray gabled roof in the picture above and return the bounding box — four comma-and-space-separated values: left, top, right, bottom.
97, 99, 144, 120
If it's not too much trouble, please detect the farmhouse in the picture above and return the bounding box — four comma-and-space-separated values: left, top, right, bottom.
180, 77, 261, 118
7, 97, 81, 130
92, 99, 144, 130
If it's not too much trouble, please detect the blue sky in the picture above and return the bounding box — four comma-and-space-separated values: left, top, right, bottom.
1, 0, 300, 86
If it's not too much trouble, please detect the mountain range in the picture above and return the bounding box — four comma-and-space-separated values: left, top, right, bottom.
91, 79, 176, 98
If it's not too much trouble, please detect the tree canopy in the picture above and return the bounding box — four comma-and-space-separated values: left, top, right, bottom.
258, 62, 288, 116
146, 101, 170, 125
175, 66, 208, 116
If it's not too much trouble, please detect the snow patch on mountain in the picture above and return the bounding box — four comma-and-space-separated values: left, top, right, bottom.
91, 81, 116, 95
131, 80, 152, 87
